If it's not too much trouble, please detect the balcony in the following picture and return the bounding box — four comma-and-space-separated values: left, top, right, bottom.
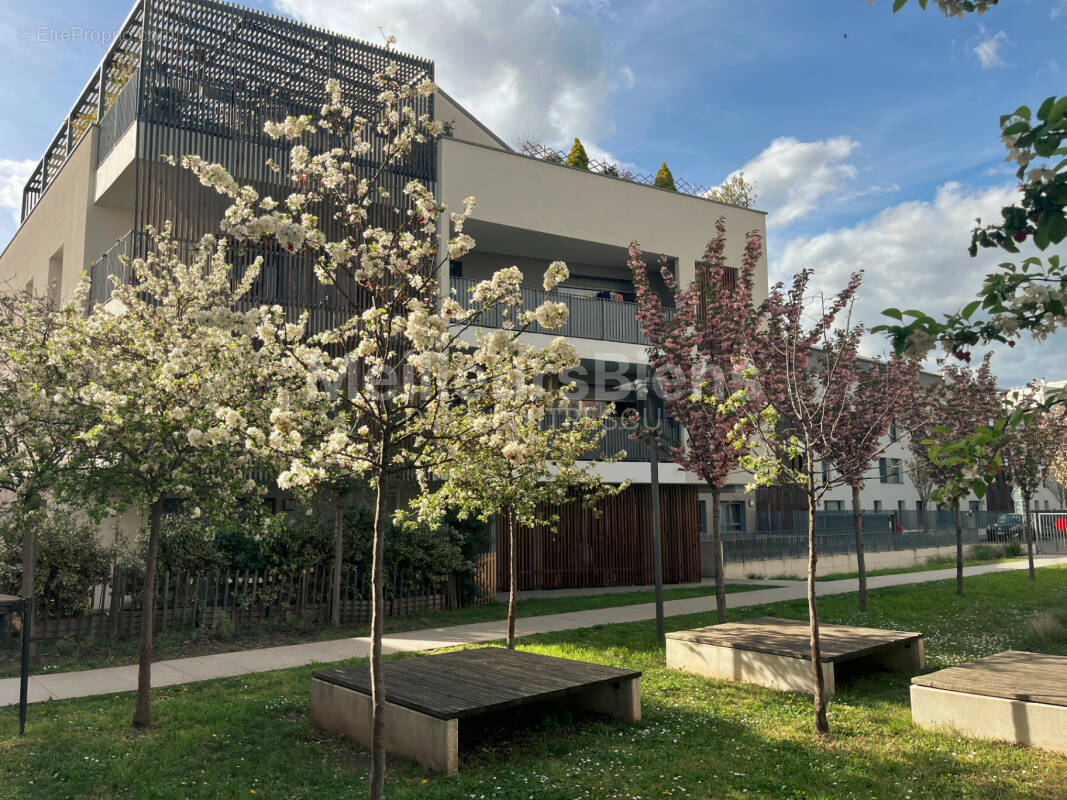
543, 412, 681, 463
451, 276, 673, 346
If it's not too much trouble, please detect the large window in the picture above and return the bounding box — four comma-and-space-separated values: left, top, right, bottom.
879, 457, 902, 484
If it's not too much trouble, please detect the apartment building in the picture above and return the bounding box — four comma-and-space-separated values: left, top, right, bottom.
0, 0, 774, 590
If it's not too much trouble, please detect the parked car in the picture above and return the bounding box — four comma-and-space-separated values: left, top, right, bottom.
986, 513, 1023, 541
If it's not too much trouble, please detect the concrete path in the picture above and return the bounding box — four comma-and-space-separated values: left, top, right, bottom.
3, 556, 1064, 708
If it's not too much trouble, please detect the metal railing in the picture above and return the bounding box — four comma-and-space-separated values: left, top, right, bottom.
542, 412, 681, 463
451, 276, 671, 345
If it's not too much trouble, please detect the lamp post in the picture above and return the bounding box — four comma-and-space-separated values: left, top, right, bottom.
629, 378, 665, 644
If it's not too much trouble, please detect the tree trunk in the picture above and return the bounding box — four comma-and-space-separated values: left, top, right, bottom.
368, 476, 390, 800
709, 485, 727, 623
852, 483, 867, 613
132, 498, 163, 729
1023, 491, 1035, 581
954, 501, 964, 597
807, 485, 829, 735
507, 510, 518, 649
331, 493, 345, 627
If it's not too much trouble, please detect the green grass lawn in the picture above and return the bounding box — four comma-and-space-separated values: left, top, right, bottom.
0, 581, 766, 678
3, 568, 1067, 798
815, 555, 1022, 582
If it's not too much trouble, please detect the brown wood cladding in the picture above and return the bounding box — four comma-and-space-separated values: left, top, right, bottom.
496, 484, 700, 591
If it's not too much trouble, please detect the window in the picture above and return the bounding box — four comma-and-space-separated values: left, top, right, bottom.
448, 259, 463, 278
873, 500, 883, 512
889, 420, 898, 442
969, 500, 981, 513
1046, 500, 1051, 510
48, 248, 63, 302
720, 501, 744, 533
825, 500, 843, 512
916, 500, 925, 511
879, 457, 902, 484
698, 500, 707, 535
898, 500, 906, 514
820, 459, 830, 485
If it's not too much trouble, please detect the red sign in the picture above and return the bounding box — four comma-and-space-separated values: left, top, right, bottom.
1055, 517, 1067, 532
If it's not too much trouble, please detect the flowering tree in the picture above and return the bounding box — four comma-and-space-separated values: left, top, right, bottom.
0, 291, 99, 624
822, 339, 919, 612
413, 350, 620, 647
183, 68, 587, 799
56, 231, 290, 729
905, 356, 1002, 596
732, 269, 911, 734
1001, 394, 1065, 579
629, 217, 763, 622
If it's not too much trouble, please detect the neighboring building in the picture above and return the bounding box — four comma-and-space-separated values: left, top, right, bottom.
0, 0, 769, 590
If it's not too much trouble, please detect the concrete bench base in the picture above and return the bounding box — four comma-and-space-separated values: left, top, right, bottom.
312, 678, 460, 774
311, 675, 640, 775
911, 684, 1067, 754
311, 648, 641, 774
666, 617, 924, 696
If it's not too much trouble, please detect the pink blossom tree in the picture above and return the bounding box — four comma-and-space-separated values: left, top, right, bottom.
629, 217, 764, 623
904, 355, 1001, 596
733, 269, 921, 734
821, 336, 919, 612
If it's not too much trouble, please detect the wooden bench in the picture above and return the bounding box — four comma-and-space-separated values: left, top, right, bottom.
311, 647, 641, 774
666, 616, 924, 695
911, 650, 1067, 753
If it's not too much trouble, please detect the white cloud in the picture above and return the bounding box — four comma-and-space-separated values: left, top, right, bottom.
1052, 2, 1067, 21
271, 0, 624, 150
973, 30, 1009, 68
729, 136, 861, 228
0, 158, 34, 226
773, 181, 1066, 386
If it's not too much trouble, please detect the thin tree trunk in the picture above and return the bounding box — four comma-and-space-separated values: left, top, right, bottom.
711, 484, 726, 623
133, 498, 163, 729
954, 500, 964, 597
852, 483, 867, 612
807, 485, 829, 735
507, 509, 518, 649
368, 475, 390, 800
1023, 492, 1035, 581
331, 493, 345, 627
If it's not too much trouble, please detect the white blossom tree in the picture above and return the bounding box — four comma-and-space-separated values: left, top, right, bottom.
182, 68, 590, 799
55, 230, 295, 729
412, 334, 623, 647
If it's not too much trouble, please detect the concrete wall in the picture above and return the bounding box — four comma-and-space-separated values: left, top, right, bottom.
706, 541, 1000, 580
438, 137, 769, 296
0, 126, 133, 304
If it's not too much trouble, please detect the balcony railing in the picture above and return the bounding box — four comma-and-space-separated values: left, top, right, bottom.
451, 276, 671, 346
543, 412, 681, 463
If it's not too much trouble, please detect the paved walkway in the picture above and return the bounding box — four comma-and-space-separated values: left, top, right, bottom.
3, 556, 1064, 708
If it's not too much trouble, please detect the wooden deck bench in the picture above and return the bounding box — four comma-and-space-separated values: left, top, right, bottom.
666, 616, 924, 696
911, 650, 1067, 753
311, 647, 641, 774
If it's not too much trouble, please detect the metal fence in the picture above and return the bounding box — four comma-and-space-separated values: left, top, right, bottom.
715, 527, 986, 565
17, 555, 496, 644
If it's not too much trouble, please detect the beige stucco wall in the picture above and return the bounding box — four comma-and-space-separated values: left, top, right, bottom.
438, 137, 769, 297
0, 126, 133, 304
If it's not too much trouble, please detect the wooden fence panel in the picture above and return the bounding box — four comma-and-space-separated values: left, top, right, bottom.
497, 484, 700, 592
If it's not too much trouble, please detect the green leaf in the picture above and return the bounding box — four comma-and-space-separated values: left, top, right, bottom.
893, 0, 908, 10
1013, 105, 1032, 122
961, 300, 981, 320
971, 480, 988, 499
1043, 213, 1067, 246
1048, 97, 1067, 127
882, 307, 904, 321
1037, 96, 1057, 122
1001, 121, 1029, 137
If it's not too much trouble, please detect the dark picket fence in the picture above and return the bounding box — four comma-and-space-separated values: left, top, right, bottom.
26, 554, 497, 643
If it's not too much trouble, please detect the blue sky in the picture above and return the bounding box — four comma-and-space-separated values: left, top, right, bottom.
1, 0, 1064, 384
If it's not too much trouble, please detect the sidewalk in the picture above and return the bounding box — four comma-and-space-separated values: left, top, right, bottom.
3, 556, 1064, 708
